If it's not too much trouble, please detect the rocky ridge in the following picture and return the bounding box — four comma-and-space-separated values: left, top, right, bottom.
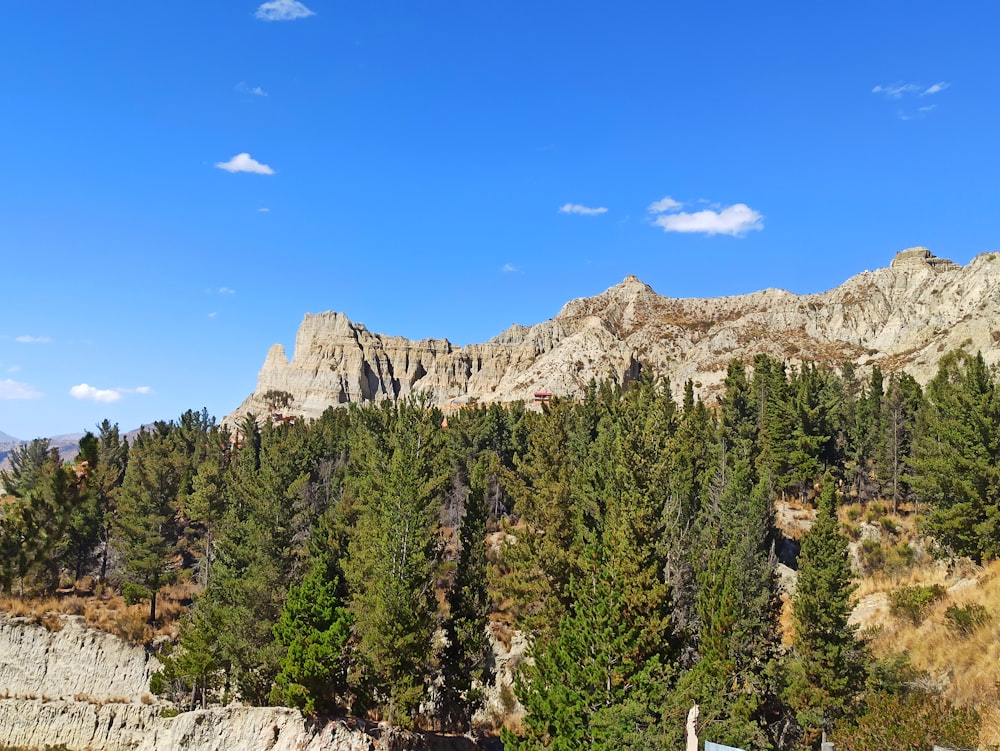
230, 247, 1000, 422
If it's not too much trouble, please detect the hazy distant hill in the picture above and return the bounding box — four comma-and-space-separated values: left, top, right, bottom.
0, 434, 84, 473
230, 246, 1000, 423
0, 430, 19, 445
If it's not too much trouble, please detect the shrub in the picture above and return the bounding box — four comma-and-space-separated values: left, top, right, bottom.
122, 582, 151, 606
832, 691, 979, 751
884, 543, 916, 577
889, 585, 945, 625
859, 538, 885, 575
944, 603, 989, 636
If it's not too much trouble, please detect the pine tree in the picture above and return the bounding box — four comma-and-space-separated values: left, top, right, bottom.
115, 423, 184, 623
270, 554, 353, 715
720, 359, 760, 470
786, 474, 865, 744
343, 397, 449, 726
847, 367, 884, 503
506, 379, 678, 750
506, 549, 672, 751
440, 452, 494, 732
93, 420, 128, 582
910, 351, 1000, 560
498, 396, 585, 639
879, 372, 922, 513
670, 464, 782, 750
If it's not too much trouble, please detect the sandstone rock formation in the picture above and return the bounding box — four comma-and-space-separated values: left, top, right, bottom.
0, 615, 159, 703
229, 248, 1000, 422
0, 615, 478, 750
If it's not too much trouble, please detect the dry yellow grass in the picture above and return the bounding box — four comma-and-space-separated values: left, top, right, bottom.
856, 553, 1000, 748
0, 580, 194, 644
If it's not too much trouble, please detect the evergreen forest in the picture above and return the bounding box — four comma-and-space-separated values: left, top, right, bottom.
2, 350, 998, 750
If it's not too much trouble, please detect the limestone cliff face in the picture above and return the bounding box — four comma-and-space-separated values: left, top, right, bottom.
0, 615, 480, 751
229, 248, 1000, 421
0, 616, 159, 703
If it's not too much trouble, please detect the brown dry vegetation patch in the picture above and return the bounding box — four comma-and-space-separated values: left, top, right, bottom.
842, 497, 1000, 749
0, 580, 195, 644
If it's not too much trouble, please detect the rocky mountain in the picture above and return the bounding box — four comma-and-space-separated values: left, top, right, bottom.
0, 429, 19, 445
229, 247, 1000, 422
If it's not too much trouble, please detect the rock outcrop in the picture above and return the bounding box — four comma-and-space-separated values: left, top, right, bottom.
229, 248, 1000, 422
0, 615, 478, 750
0, 616, 159, 703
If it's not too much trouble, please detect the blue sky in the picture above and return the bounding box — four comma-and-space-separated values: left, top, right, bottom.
2, 1, 998, 440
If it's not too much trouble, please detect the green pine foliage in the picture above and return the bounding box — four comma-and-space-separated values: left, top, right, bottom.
910, 350, 1000, 560
832, 690, 980, 751
506, 551, 673, 751
270, 556, 352, 715
342, 397, 450, 727
13, 348, 1000, 745
114, 424, 186, 623
785, 474, 866, 744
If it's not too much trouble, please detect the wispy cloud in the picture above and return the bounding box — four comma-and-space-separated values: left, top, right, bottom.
872, 83, 922, 99
559, 203, 608, 216
218, 287, 236, 295
648, 196, 683, 214
257, 207, 270, 213
648, 197, 763, 237
501, 263, 520, 273
873, 81, 950, 120
0, 379, 43, 400
236, 82, 268, 97
208, 312, 218, 319
255, 0, 315, 21
7, 365, 21, 373
70, 384, 151, 403
15, 335, 51, 343
215, 153, 275, 175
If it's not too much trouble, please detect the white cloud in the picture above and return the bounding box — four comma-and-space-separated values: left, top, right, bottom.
873, 81, 950, 119
648, 196, 683, 214
257, 207, 270, 213
650, 202, 764, 237
501, 263, 520, 273
255, 0, 315, 21
69, 384, 152, 403
7, 365, 21, 373
215, 153, 275, 175
15, 335, 51, 343
559, 203, 608, 216
922, 81, 950, 96
236, 82, 268, 97
208, 312, 218, 319
219, 287, 236, 295
872, 83, 921, 99
0, 379, 43, 400
70, 384, 122, 403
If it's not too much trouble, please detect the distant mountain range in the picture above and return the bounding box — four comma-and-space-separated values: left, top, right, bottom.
0, 434, 86, 473
229, 246, 1000, 423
